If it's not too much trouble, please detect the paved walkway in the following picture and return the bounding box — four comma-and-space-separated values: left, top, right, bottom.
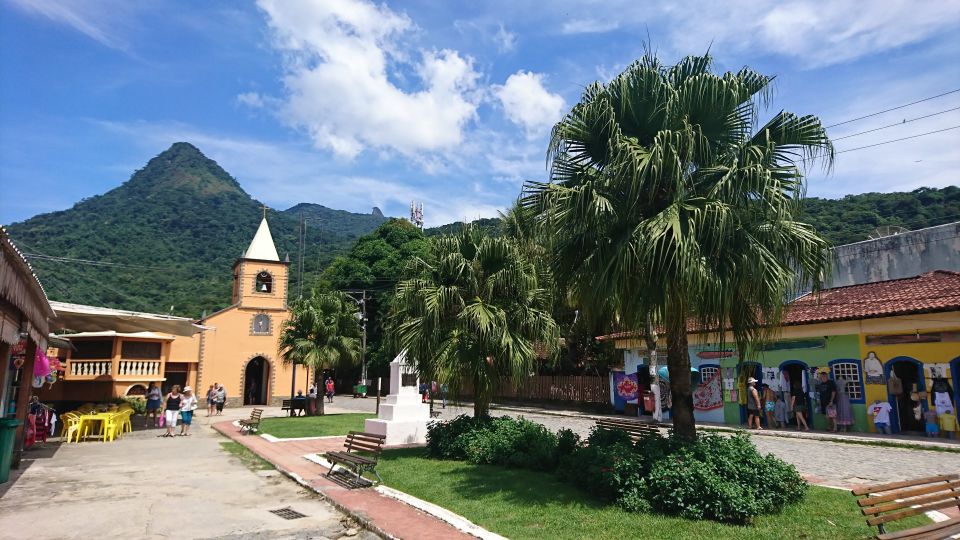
213, 420, 473, 540
0, 408, 367, 540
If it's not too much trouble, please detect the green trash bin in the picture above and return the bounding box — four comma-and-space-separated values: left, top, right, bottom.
0, 417, 23, 484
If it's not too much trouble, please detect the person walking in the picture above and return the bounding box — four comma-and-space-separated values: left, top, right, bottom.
762, 384, 777, 428
835, 377, 855, 432
214, 384, 226, 415
205, 384, 216, 417
791, 385, 810, 431
179, 386, 198, 436
145, 382, 163, 428
325, 377, 335, 403
746, 377, 762, 430
162, 385, 183, 438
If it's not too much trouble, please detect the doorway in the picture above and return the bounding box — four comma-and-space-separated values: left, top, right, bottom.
244, 356, 270, 405
887, 358, 925, 433
779, 361, 810, 428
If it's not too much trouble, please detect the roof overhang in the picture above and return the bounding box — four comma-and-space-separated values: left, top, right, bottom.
57, 330, 178, 341
49, 301, 201, 336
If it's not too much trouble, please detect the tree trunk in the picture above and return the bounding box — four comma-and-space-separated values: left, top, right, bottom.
666, 312, 696, 441
473, 374, 490, 418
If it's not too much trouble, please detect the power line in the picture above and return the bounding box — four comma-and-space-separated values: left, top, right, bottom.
834, 125, 960, 155
825, 88, 960, 128
832, 106, 960, 140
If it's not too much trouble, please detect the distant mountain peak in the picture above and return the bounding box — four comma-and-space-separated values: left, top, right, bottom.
126, 142, 247, 197
372, 206, 384, 217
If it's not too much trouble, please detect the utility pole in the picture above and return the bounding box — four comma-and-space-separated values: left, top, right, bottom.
344, 290, 368, 390
298, 216, 322, 298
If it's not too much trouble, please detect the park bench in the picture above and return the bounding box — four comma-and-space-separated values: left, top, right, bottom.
595, 417, 660, 442
322, 431, 386, 486
280, 399, 306, 416
238, 408, 263, 435
851, 474, 960, 539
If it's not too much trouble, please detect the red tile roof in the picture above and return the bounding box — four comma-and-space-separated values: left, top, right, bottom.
784, 270, 960, 325
597, 271, 960, 340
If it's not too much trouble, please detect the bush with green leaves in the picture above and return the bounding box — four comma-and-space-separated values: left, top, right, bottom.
115, 396, 146, 415
426, 414, 486, 459
461, 416, 559, 471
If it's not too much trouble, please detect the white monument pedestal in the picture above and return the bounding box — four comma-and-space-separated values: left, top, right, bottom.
364, 351, 429, 446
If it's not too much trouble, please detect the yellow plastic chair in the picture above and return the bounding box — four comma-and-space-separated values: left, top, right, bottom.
118, 409, 133, 437
100, 413, 121, 442
61, 412, 82, 443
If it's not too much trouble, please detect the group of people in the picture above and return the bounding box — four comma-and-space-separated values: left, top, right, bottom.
307, 377, 337, 403
205, 384, 227, 416
746, 369, 856, 432
142, 383, 199, 437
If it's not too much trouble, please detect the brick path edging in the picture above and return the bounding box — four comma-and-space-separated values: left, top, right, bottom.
212, 421, 474, 540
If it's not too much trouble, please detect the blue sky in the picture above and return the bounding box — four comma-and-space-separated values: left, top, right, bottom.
2, 0, 959, 227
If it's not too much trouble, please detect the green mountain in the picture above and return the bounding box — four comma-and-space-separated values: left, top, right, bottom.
5, 142, 387, 318
424, 187, 960, 247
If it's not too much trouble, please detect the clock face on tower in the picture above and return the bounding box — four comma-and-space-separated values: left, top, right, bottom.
252, 314, 271, 335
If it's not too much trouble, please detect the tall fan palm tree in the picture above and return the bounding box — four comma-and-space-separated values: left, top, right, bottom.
524, 52, 833, 440
389, 228, 560, 418
279, 291, 362, 415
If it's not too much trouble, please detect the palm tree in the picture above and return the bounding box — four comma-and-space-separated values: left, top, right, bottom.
279, 291, 362, 415
524, 52, 832, 440
389, 228, 560, 418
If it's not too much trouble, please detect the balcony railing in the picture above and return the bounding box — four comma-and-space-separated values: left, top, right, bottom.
117, 360, 162, 377
69, 360, 112, 378
64, 359, 165, 381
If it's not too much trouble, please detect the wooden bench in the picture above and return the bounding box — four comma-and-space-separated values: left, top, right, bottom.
280, 399, 306, 416
238, 408, 263, 435
852, 474, 960, 539
595, 417, 660, 442
323, 431, 386, 486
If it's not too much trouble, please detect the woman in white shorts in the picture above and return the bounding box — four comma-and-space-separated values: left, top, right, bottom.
162, 385, 182, 438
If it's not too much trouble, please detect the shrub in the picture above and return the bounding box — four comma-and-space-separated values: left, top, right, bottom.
462, 416, 559, 471
115, 396, 146, 415
644, 433, 807, 523
426, 414, 484, 459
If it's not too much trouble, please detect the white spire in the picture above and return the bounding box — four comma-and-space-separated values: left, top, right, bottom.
244, 217, 280, 261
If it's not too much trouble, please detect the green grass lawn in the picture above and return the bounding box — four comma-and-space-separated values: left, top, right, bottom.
257, 413, 375, 438
376, 448, 930, 540
220, 441, 275, 471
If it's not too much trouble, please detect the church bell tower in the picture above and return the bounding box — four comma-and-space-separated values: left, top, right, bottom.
232, 216, 289, 310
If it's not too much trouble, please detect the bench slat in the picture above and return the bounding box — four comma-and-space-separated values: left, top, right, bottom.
851, 474, 958, 496
859, 480, 960, 508
867, 498, 960, 527
862, 489, 960, 516
876, 516, 960, 540
348, 430, 386, 440
346, 443, 384, 454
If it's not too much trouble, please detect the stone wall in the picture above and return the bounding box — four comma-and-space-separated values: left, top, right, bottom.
828, 222, 960, 287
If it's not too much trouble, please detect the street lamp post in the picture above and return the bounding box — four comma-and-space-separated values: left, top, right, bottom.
345, 290, 368, 393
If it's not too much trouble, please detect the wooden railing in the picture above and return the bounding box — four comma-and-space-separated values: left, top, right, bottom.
462, 375, 609, 404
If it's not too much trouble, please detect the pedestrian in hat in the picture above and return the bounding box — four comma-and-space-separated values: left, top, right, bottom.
178, 386, 198, 436
747, 377, 763, 430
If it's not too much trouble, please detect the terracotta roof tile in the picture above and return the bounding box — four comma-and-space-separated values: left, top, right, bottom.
597, 271, 960, 340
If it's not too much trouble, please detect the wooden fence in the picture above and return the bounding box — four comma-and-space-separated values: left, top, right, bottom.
467, 375, 609, 404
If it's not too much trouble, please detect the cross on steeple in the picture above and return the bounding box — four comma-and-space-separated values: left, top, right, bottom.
261, 204, 269, 219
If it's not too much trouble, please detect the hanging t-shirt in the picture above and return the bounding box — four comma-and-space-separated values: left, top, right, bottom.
933, 392, 954, 415
868, 402, 893, 424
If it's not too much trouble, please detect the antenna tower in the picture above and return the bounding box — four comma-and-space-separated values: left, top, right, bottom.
410, 200, 424, 230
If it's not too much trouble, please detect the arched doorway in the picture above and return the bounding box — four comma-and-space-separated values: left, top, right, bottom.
244, 356, 270, 405
885, 357, 925, 434
778, 360, 811, 428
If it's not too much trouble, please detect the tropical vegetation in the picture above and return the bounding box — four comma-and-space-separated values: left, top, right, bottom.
524, 53, 834, 440
389, 228, 560, 417
279, 290, 363, 414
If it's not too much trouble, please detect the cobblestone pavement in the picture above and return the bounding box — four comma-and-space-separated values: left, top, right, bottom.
330, 396, 960, 487
0, 407, 359, 540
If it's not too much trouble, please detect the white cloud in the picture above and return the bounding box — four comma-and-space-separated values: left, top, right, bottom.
255, 0, 482, 160
236, 92, 265, 108
7, 0, 135, 51
544, 0, 960, 67
561, 18, 619, 35
494, 71, 565, 137
493, 22, 517, 53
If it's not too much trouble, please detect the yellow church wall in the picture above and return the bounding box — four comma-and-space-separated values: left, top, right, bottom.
235, 259, 289, 311
197, 305, 299, 407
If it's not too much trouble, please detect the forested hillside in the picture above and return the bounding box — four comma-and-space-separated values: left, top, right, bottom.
6, 143, 387, 317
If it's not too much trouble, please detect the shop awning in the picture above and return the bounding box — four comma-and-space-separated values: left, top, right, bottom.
49, 301, 202, 336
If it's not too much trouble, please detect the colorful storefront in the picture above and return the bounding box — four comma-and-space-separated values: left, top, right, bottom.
608, 271, 960, 434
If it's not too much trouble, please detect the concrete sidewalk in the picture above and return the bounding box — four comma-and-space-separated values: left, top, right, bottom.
213, 420, 474, 540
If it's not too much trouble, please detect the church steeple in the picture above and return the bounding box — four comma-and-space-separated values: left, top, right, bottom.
244, 217, 279, 262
